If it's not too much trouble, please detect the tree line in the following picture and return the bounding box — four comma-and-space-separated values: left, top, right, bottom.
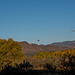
32, 49, 75, 71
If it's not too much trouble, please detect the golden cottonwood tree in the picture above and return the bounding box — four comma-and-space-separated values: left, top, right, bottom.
0, 38, 25, 71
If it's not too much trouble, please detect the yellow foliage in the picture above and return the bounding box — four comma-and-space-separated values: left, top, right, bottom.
54, 51, 62, 56
0, 38, 25, 70
33, 51, 53, 58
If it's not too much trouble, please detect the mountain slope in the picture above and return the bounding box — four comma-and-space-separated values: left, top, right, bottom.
40, 44, 70, 52
19, 41, 44, 57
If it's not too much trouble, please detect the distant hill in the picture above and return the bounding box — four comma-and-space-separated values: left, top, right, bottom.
40, 44, 70, 52
19, 40, 75, 57
51, 40, 75, 46
19, 41, 44, 57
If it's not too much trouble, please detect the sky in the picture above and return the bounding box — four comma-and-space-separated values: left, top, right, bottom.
0, 0, 75, 45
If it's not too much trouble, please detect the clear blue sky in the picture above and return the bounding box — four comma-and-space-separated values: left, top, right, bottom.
0, 0, 75, 45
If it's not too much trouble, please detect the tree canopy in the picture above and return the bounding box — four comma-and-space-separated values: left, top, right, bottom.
0, 38, 25, 71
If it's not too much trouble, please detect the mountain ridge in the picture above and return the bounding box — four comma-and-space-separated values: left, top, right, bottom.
51, 40, 75, 46
19, 40, 75, 57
